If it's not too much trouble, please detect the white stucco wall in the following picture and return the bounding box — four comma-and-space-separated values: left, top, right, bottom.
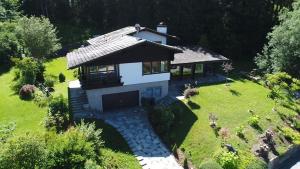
133, 31, 167, 44
119, 62, 170, 86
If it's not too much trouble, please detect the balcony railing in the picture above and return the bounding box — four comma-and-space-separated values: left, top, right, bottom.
80, 72, 123, 90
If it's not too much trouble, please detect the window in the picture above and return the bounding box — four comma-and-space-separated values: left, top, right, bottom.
143, 62, 151, 75
152, 61, 161, 73
195, 64, 203, 74
142, 61, 169, 75
88, 65, 115, 74
142, 87, 162, 98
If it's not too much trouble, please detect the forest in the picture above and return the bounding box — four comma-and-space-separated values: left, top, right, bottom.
20, 0, 293, 61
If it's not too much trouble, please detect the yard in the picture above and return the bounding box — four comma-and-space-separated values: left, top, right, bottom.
0, 57, 140, 169
165, 77, 298, 168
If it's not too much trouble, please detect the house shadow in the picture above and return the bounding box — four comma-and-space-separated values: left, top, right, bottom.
168, 100, 198, 147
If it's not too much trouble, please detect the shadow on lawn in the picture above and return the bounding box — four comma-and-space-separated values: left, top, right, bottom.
168, 100, 198, 147
229, 89, 241, 96
0, 64, 11, 76
81, 119, 134, 154
187, 100, 201, 109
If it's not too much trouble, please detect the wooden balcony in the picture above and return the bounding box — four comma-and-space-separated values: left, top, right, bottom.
80, 72, 123, 90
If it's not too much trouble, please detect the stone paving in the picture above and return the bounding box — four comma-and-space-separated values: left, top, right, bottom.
96, 108, 183, 169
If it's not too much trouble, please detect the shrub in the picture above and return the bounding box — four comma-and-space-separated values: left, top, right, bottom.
44, 75, 56, 87
245, 158, 267, 169
184, 87, 199, 99
11, 57, 41, 91
76, 120, 104, 153
235, 125, 245, 138
148, 107, 175, 136
73, 69, 79, 78
0, 134, 47, 169
199, 159, 223, 169
58, 73, 66, 83
45, 95, 69, 132
19, 84, 36, 100
214, 150, 239, 169
46, 128, 97, 169
219, 128, 230, 142
280, 127, 300, 144
33, 91, 52, 107
0, 122, 16, 143
248, 115, 260, 127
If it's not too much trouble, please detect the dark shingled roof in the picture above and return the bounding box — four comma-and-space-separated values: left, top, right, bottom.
87, 26, 178, 45
67, 35, 182, 69
172, 46, 229, 65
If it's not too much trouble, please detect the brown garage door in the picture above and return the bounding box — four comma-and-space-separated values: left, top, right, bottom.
102, 91, 139, 111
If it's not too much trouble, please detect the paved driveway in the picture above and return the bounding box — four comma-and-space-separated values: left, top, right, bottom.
97, 108, 182, 169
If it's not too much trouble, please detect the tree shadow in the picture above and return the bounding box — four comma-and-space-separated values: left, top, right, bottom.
251, 124, 263, 133
167, 101, 198, 147
187, 100, 201, 110
237, 134, 248, 143
80, 119, 134, 154
0, 64, 11, 76
229, 89, 241, 96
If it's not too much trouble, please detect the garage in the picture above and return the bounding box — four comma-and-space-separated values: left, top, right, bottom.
102, 91, 139, 111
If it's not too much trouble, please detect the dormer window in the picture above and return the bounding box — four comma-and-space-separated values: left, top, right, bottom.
142, 61, 169, 75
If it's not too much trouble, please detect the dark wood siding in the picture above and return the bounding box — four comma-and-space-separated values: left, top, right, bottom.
102, 91, 139, 111
85, 43, 175, 66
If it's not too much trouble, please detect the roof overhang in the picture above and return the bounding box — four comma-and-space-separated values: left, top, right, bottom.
171, 46, 229, 65
67, 36, 182, 69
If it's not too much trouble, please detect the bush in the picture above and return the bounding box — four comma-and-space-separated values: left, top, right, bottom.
0, 122, 16, 143
76, 120, 104, 153
235, 125, 245, 138
214, 150, 239, 169
148, 107, 175, 136
248, 115, 260, 127
45, 95, 69, 132
0, 134, 47, 169
33, 91, 52, 107
199, 159, 223, 169
184, 87, 199, 99
46, 128, 98, 169
19, 84, 36, 100
245, 158, 267, 169
11, 57, 41, 91
58, 73, 66, 83
280, 127, 300, 144
44, 75, 56, 87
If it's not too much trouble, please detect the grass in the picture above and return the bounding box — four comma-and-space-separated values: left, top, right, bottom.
167, 77, 296, 168
0, 57, 140, 168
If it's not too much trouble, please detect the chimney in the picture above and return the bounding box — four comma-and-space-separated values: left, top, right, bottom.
157, 22, 167, 34
135, 23, 141, 32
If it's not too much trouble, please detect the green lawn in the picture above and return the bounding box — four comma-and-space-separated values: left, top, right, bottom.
0, 57, 140, 168
167, 77, 296, 168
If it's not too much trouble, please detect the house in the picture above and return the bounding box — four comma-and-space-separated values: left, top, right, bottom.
67, 23, 228, 113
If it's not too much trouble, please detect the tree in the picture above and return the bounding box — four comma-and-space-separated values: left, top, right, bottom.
0, 134, 47, 169
222, 62, 234, 85
0, 0, 21, 21
255, 1, 300, 77
46, 127, 98, 169
11, 57, 43, 91
15, 16, 61, 59
0, 21, 20, 65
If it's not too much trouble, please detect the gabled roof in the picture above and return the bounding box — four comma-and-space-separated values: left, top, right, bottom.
172, 46, 229, 65
67, 36, 182, 69
87, 26, 178, 45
